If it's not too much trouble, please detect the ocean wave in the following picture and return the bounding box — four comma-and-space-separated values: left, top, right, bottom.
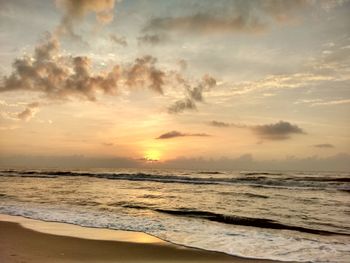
0, 169, 348, 190
198, 171, 224, 174
242, 172, 283, 176
154, 208, 349, 236
108, 203, 349, 236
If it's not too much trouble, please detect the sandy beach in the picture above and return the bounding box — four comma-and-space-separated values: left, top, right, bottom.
0, 214, 280, 263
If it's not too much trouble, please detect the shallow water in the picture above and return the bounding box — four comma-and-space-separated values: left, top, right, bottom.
0, 168, 349, 262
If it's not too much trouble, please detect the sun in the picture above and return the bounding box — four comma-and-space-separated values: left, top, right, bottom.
144, 149, 161, 162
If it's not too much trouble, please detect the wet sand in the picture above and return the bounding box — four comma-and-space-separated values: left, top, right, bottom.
0, 214, 280, 263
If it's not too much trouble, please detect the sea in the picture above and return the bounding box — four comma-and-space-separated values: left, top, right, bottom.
0, 168, 349, 262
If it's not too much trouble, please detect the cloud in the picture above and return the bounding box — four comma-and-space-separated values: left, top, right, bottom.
187, 74, 216, 102
102, 142, 114, 146
1, 0, 230, 115
210, 120, 305, 140
1, 153, 349, 171
219, 35, 350, 102
0, 35, 119, 101
0, 35, 169, 100
168, 74, 217, 113
156, 153, 350, 172
0, 33, 220, 115
143, 13, 265, 35
314, 143, 335, 148
143, 0, 309, 36
55, 0, 118, 39
110, 34, 127, 46
138, 33, 168, 45
125, 55, 165, 94
209, 120, 231, 127
156, 130, 211, 139
252, 121, 305, 140
168, 98, 197, 114
296, 98, 350, 107
177, 59, 187, 71
209, 120, 246, 128
1, 101, 40, 123
17, 102, 40, 121
311, 99, 350, 106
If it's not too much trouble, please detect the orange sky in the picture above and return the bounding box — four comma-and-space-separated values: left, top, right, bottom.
0, 0, 349, 170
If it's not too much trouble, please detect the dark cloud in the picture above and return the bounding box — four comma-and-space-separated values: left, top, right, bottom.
17, 102, 40, 121
157, 131, 186, 139
253, 121, 305, 140
168, 98, 197, 114
144, 13, 265, 35
209, 120, 231, 127
210, 120, 305, 140
188, 74, 216, 102
209, 120, 246, 128
125, 55, 165, 94
0, 36, 119, 101
55, 0, 117, 40
168, 74, 217, 114
110, 34, 127, 47
0, 36, 168, 100
1, 0, 224, 113
138, 33, 168, 45
143, 0, 308, 35
314, 144, 335, 148
0, 34, 219, 114
156, 130, 211, 139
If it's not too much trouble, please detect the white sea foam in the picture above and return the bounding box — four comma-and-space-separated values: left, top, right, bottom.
1, 201, 349, 262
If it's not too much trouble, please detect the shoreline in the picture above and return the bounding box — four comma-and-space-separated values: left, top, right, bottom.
0, 213, 282, 263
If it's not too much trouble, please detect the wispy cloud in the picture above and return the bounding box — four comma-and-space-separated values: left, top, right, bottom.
143, 0, 309, 36
168, 74, 217, 114
313, 143, 334, 148
210, 120, 231, 127
311, 99, 350, 106
156, 130, 211, 139
17, 102, 40, 121
168, 99, 197, 114
138, 33, 168, 45
110, 34, 127, 47
295, 98, 350, 107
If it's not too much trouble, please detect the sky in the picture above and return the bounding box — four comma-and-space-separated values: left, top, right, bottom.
0, 0, 349, 171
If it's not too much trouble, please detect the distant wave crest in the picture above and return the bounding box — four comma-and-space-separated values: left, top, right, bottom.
1, 170, 349, 190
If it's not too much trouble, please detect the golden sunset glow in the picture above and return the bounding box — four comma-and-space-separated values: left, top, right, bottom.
0, 2, 349, 263
0, 0, 349, 171
144, 149, 161, 162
